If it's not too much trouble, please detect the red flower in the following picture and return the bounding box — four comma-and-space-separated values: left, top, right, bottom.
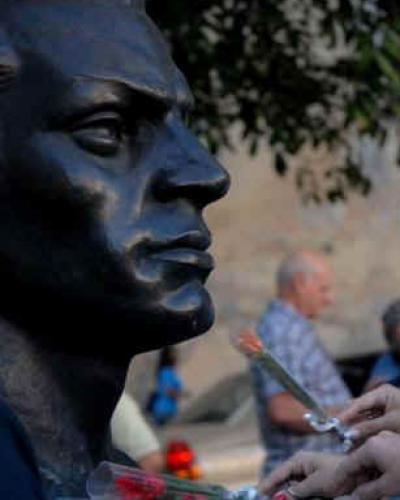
182, 495, 207, 500
115, 475, 166, 499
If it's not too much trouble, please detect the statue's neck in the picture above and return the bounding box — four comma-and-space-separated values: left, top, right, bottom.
0, 317, 127, 496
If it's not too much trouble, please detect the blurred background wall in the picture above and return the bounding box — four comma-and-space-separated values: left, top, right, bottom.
127, 130, 400, 404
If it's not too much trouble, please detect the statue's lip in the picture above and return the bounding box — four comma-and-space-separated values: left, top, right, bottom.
144, 230, 211, 254
149, 248, 214, 271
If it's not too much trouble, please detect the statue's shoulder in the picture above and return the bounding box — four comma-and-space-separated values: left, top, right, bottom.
0, 398, 45, 499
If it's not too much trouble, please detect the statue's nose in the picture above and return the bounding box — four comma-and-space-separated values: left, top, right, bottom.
155, 118, 230, 207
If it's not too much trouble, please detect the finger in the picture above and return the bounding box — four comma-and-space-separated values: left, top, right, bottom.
359, 407, 384, 419
272, 489, 296, 500
259, 466, 293, 494
351, 418, 389, 441
259, 457, 305, 494
353, 413, 400, 443
291, 468, 343, 498
338, 392, 385, 425
337, 444, 379, 480
350, 476, 387, 500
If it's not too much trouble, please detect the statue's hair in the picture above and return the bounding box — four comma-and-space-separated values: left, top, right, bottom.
83, 0, 146, 10
1, 0, 146, 10
0, 0, 148, 90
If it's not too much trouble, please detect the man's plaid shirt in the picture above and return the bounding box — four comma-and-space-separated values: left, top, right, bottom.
250, 299, 350, 476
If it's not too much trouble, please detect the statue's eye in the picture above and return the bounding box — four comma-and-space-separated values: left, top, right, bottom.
71, 112, 126, 156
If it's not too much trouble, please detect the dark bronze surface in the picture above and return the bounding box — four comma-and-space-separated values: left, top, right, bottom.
0, 0, 229, 361
0, 1, 229, 496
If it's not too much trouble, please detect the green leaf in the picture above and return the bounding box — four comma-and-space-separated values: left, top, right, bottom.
374, 51, 400, 92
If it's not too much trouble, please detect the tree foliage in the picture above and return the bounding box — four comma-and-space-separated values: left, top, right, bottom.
147, 0, 400, 201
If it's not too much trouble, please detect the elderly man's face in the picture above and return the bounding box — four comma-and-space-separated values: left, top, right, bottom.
293, 264, 333, 319
0, 1, 229, 361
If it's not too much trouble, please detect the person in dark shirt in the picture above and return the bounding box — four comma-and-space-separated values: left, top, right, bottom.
365, 299, 400, 391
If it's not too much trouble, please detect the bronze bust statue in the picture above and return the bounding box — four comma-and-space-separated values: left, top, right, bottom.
0, 0, 229, 497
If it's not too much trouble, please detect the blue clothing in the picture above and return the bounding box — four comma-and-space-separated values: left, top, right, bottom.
150, 367, 182, 425
250, 299, 350, 475
0, 399, 45, 499
369, 352, 400, 384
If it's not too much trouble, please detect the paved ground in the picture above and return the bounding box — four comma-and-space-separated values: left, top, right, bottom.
160, 419, 264, 489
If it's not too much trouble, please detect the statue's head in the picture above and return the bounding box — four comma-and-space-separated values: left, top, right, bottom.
0, 0, 229, 362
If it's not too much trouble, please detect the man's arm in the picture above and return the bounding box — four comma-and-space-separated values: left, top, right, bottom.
267, 392, 313, 433
111, 393, 161, 466
267, 392, 344, 433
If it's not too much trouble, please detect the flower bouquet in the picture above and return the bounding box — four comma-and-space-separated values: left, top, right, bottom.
87, 461, 260, 500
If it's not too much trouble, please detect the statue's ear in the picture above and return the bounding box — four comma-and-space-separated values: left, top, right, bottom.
0, 30, 20, 90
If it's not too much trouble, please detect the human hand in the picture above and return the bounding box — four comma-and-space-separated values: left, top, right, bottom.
258, 451, 353, 499
138, 450, 164, 473
332, 431, 400, 500
260, 432, 400, 499
338, 384, 400, 444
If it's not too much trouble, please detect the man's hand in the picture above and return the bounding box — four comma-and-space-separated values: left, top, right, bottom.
260, 432, 400, 500
334, 431, 400, 500
258, 451, 349, 498
138, 450, 164, 473
338, 384, 400, 444
267, 393, 314, 433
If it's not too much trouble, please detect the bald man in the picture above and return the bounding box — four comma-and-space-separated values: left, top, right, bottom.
250, 251, 350, 476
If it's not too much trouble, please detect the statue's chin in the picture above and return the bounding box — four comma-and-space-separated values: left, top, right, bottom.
120, 281, 214, 356
0, 275, 214, 362
147, 282, 215, 347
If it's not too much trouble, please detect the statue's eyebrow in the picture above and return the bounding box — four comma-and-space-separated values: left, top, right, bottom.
75, 75, 189, 110
52, 75, 194, 126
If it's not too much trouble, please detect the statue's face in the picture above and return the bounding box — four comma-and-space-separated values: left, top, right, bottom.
0, 1, 229, 361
